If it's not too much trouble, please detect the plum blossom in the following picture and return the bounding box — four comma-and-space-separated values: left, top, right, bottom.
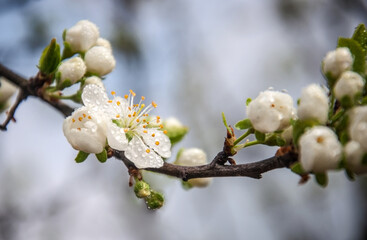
81, 84, 171, 168
57, 57, 86, 84
322, 47, 353, 78
65, 20, 99, 53
84, 46, 116, 76
247, 90, 295, 133
333, 71, 364, 101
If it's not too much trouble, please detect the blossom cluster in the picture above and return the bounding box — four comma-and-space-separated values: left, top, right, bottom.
235, 25, 367, 183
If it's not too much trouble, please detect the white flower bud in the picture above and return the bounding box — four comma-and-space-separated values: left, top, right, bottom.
176, 148, 212, 188
299, 126, 342, 173
348, 106, 367, 151
333, 71, 364, 101
63, 106, 107, 153
95, 38, 112, 52
0, 77, 17, 104
297, 84, 328, 124
322, 47, 353, 78
84, 76, 105, 90
84, 46, 116, 76
247, 90, 294, 133
344, 141, 367, 174
57, 57, 86, 84
65, 20, 99, 52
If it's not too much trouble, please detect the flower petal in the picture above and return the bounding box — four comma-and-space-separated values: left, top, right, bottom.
140, 128, 171, 158
106, 121, 128, 151
82, 84, 110, 112
125, 136, 164, 168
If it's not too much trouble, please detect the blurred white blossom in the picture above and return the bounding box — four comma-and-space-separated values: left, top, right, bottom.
348, 106, 367, 151
95, 38, 112, 52
65, 20, 99, 52
344, 141, 367, 174
322, 47, 353, 78
57, 57, 86, 84
247, 90, 294, 133
84, 46, 116, 76
63, 106, 107, 154
175, 148, 212, 187
333, 71, 364, 101
297, 84, 329, 124
84, 76, 105, 90
0, 77, 17, 112
299, 126, 342, 173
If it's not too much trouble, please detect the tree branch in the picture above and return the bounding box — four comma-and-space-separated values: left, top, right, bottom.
1, 62, 300, 180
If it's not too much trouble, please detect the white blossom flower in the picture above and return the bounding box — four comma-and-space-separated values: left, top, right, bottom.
84, 46, 116, 76
175, 148, 212, 187
65, 20, 99, 52
297, 84, 329, 124
333, 71, 364, 101
0, 77, 17, 112
247, 90, 295, 133
57, 57, 86, 84
344, 141, 367, 174
84, 76, 105, 90
299, 126, 342, 173
82, 84, 171, 168
95, 38, 112, 52
348, 106, 367, 151
322, 47, 353, 78
63, 106, 107, 154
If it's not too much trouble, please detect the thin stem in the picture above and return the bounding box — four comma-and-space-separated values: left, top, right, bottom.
233, 129, 253, 146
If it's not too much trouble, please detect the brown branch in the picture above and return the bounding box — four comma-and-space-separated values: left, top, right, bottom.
2, 62, 300, 180
114, 150, 298, 180
0, 89, 27, 130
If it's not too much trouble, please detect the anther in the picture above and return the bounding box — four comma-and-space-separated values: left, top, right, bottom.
155, 141, 160, 146
111, 91, 116, 95
130, 89, 136, 97
141, 96, 145, 100
146, 149, 150, 153
152, 101, 158, 108
124, 95, 128, 99
117, 101, 121, 106
124, 129, 128, 133
78, 117, 83, 121
72, 118, 76, 123
163, 130, 168, 134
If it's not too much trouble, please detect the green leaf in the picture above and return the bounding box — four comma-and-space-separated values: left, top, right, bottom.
62, 41, 74, 60
145, 191, 164, 210
340, 95, 353, 109
352, 24, 367, 52
95, 149, 107, 163
38, 38, 61, 75
62, 29, 67, 41
255, 131, 265, 142
290, 162, 306, 175
234, 119, 252, 130
246, 98, 252, 106
181, 180, 193, 190
75, 151, 89, 163
338, 37, 365, 74
57, 79, 72, 90
291, 119, 319, 145
315, 173, 328, 187
362, 153, 367, 165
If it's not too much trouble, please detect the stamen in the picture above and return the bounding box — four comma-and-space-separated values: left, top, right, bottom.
108, 100, 113, 103
72, 118, 76, 123
143, 130, 148, 133
136, 119, 140, 123
111, 91, 116, 95
163, 130, 168, 134
124, 129, 128, 133
143, 125, 147, 128
83, 114, 86, 118
88, 116, 92, 120
128, 114, 132, 118
152, 133, 155, 137
77, 128, 81, 131
116, 114, 120, 118
117, 101, 121, 106
124, 95, 128, 99
146, 149, 150, 153
130, 89, 136, 97
152, 101, 158, 108
160, 124, 164, 129
78, 117, 83, 122
155, 141, 160, 146
141, 96, 145, 100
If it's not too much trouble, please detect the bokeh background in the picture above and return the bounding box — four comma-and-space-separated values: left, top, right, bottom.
1, 0, 367, 239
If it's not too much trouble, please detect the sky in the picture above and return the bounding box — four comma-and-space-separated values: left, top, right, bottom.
1, 0, 367, 239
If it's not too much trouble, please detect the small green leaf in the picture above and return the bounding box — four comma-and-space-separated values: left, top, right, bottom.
62, 41, 74, 60
255, 131, 265, 142
95, 149, 107, 163
181, 180, 193, 190
62, 29, 67, 41
338, 37, 365, 74
75, 151, 89, 163
221, 112, 233, 135
290, 162, 306, 175
315, 173, 328, 187
246, 98, 252, 106
145, 191, 164, 210
234, 119, 252, 130
38, 38, 61, 75
292, 119, 319, 145
352, 24, 367, 52
57, 79, 72, 90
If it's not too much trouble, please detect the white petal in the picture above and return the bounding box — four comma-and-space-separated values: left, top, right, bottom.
124, 137, 164, 168
82, 84, 110, 112
140, 128, 171, 158
106, 121, 128, 151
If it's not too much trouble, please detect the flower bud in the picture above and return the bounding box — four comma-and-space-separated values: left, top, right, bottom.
344, 141, 367, 174
0, 77, 17, 112
134, 180, 151, 198
322, 47, 353, 78
175, 148, 212, 188
163, 117, 188, 145
95, 38, 112, 52
57, 57, 86, 85
145, 191, 164, 210
65, 20, 99, 52
333, 71, 364, 101
348, 106, 367, 151
84, 46, 116, 76
63, 106, 107, 153
299, 126, 342, 173
247, 90, 294, 133
84, 76, 105, 90
297, 84, 328, 124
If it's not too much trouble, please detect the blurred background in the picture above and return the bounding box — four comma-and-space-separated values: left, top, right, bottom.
1, 0, 367, 239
